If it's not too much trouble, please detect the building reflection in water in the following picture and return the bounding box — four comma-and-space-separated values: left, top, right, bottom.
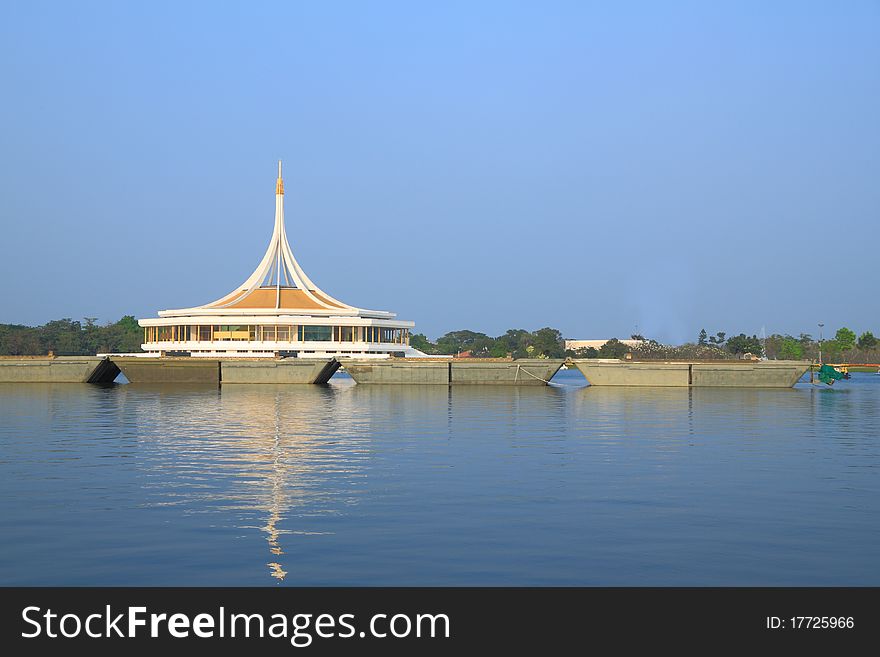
264, 418, 286, 581
125, 381, 372, 583
122, 376, 570, 583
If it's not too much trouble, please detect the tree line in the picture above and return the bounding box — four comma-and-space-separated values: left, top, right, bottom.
565, 327, 879, 363
694, 326, 878, 362
1, 320, 571, 359
410, 328, 566, 358
3, 316, 877, 364
0, 317, 143, 356
761, 328, 877, 363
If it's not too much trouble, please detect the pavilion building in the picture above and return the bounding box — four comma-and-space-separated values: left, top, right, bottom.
139, 162, 421, 358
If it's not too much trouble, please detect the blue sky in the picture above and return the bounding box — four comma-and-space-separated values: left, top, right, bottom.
1, 1, 877, 343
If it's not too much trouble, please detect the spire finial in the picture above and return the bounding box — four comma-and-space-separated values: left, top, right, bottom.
276, 159, 284, 195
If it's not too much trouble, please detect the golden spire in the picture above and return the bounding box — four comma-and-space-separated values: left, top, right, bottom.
275, 159, 284, 195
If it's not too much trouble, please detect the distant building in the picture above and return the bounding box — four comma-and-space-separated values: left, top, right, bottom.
564, 339, 643, 352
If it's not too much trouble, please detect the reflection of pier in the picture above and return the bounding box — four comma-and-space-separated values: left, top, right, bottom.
571, 384, 817, 444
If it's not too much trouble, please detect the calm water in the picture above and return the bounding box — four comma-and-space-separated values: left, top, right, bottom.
0, 370, 878, 586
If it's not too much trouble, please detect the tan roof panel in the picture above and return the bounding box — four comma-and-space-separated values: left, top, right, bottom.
219, 288, 339, 310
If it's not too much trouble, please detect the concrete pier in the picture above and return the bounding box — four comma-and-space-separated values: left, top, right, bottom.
0, 356, 120, 383
110, 356, 339, 384
571, 359, 810, 388
221, 358, 340, 384
341, 358, 565, 385
112, 357, 221, 384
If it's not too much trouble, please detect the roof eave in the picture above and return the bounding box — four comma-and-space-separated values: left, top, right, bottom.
158, 307, 397, 319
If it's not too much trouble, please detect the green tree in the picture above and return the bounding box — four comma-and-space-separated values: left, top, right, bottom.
435, 330, 492, 355
83, 317, 99, 353
107, 315, 143, 352
835, 327, 856, 352
493, 329, 532, 359
778, 337, 804, 360
567, 346, 598, 359
409, 333, 436, 354
41, 319, 86, 355
698, 329, 708, 346
726, 333, 763, 356
857, 331, 877, 349
0, 325, 42, 355
708, 331, 726, 346
598, 338, 630, 359
820, 339, 842, 362
488, 342, 509, 358
531, 327, 564, 358
467, 334, 496, 357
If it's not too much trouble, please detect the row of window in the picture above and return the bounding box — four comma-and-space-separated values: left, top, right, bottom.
144, 325, 410, 344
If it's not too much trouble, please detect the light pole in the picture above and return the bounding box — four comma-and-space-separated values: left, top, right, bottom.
818, 323, 824, 364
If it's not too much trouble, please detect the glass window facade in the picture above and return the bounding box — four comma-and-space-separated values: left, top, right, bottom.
145, 324, 410, 346
300, 325, 332, 341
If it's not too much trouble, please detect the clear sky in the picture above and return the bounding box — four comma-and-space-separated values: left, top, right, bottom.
1, 1, 877, 343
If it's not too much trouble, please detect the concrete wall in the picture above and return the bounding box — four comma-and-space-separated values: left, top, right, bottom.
221, 359, 339, 384
574, 362, 691, 387
573, 360, 810, 388
451, 360, 563, 385
344, 360, 449, 384
0, 357, 112, 383
113, 357, 221, 384
342, 358, 564, 385
112, 357, 339, 384
691, 362, 808, 388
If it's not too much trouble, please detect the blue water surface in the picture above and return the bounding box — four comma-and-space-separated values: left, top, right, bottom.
0, 370, 877, 586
